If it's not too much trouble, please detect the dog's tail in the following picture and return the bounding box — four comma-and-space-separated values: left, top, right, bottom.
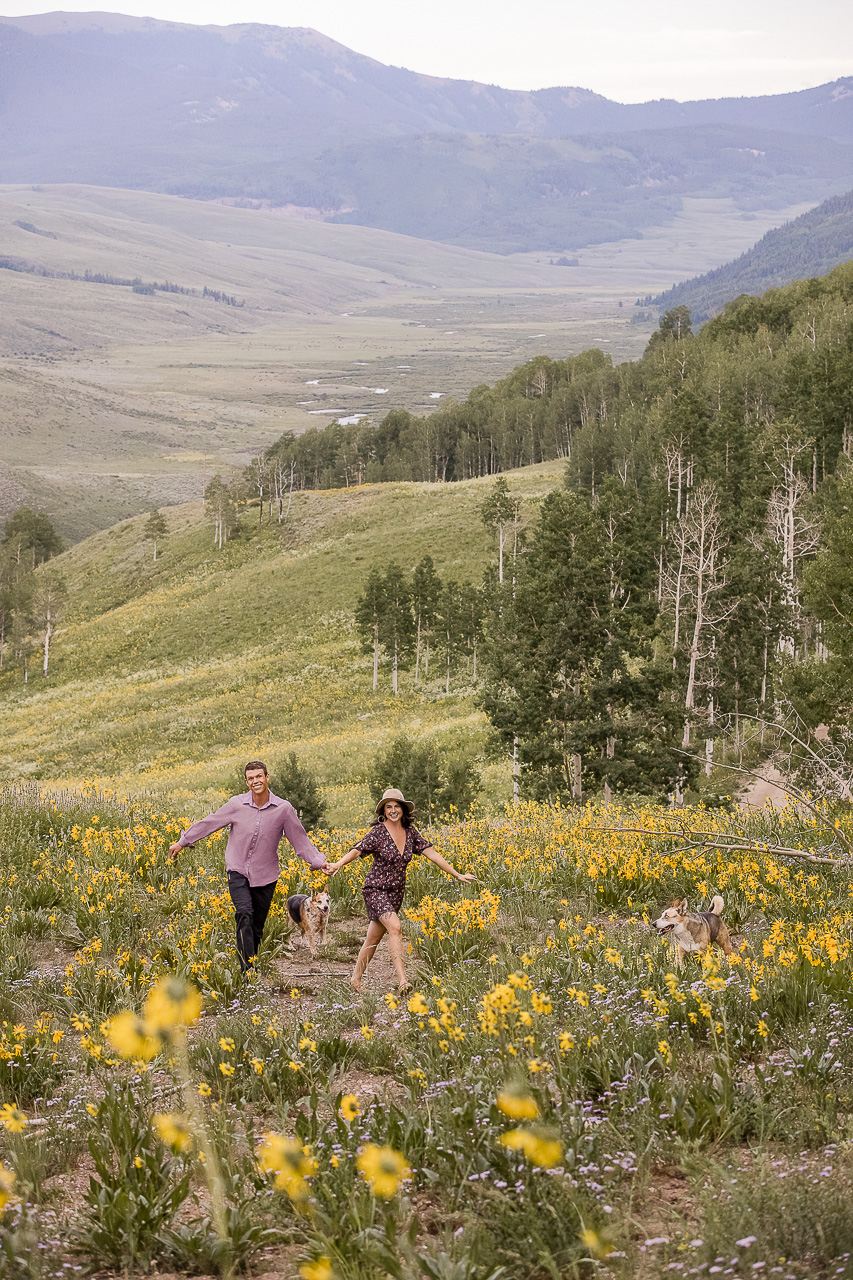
708, 894, 724, 916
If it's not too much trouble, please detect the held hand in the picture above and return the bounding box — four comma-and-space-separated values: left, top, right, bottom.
324, 861, 340, 877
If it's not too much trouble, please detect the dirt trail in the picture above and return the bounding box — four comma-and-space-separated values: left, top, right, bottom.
739, 764, 788, 812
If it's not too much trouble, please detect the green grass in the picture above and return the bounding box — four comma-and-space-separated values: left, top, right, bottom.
0, 462, 563, 823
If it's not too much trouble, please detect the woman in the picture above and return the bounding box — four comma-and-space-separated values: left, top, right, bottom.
326, 787, 476, 994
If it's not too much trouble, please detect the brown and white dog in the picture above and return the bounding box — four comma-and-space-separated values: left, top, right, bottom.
653, 895, 733, 968
287, 890, 331, 958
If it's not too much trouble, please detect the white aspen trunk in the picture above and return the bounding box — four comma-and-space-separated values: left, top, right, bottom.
705, 691, 714, 776
446, 640, 451, 695
498, 523, 504, 585
43, 613, 51, 677
472, 638, 477, 683
604, 734, 615, 804
683, 552, 706, 728
672, 532, 686, 663
392, 638, 398, 695
424, 634, 430, 679
152, 540, 157, 563
372, 621, 379, 692
415, 613, 421, 682
512, 736, 520, 803
572, 753, 582, 802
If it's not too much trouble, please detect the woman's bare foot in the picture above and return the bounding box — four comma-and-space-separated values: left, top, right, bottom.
397, 980, 413, 996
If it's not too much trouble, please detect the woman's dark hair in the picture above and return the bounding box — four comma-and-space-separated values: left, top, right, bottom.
371, 804, 412, 828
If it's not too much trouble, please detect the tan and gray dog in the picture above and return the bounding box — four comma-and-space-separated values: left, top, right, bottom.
287, 889, 331, 958
653, 895, 733, 968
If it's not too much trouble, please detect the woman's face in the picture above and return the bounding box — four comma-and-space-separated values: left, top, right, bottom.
383, 800, 403, 822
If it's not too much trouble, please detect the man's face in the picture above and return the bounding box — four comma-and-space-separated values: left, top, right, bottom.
246, 769, 268, 795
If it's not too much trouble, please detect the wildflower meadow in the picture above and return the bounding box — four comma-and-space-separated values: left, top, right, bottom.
2, 782, 853, 1279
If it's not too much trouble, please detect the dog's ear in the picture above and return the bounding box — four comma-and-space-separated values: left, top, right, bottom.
678, 898, 688, 914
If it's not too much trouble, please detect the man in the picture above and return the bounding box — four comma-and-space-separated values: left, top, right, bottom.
169, 760, 329, 974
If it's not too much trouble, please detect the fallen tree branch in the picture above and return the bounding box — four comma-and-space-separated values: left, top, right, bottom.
579, 826, 845, 867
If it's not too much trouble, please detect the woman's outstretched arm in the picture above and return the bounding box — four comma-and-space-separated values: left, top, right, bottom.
325, 846, 362, 876
421, 846, 477, 883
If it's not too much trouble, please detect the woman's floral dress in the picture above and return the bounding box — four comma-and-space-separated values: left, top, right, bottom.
353, 822, 433, 921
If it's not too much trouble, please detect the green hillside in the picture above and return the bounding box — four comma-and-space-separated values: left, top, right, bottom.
0, 462, 563, 820
651, 188, 853, 322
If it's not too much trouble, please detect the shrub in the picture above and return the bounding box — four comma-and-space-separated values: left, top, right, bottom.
231, 752, 327, 829
367, 737, 480, 824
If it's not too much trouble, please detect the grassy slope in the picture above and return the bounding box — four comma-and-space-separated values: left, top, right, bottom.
0, 462, 564, 821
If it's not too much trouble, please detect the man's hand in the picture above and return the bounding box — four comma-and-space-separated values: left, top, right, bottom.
168, 841, 183, 862
323, 860, 340, 877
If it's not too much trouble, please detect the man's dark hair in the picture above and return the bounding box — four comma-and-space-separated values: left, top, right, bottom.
244, 760, 269, 777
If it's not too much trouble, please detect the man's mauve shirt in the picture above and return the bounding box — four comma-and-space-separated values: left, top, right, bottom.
177, 792, 324, 886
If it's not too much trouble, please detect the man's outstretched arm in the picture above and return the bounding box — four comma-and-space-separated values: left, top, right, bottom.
169, 799, 237, 860
281, 804, 328, 870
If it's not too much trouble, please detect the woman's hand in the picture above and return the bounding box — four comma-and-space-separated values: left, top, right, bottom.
457, 872, 478, 883
325, 861, 341, 877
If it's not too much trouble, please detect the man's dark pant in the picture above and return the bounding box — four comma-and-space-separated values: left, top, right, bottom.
227, 872, 278, 972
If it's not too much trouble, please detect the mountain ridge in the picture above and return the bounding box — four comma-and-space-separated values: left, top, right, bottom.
2, 13, 853, 251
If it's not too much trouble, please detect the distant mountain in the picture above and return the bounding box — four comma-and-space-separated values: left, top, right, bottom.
2, 12, 853, 252
650, 190, 853, 323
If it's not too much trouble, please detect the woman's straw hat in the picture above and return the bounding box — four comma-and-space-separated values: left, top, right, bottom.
375, 787, 415, 817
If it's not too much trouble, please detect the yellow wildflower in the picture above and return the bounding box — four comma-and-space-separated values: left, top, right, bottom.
340, 1094, 360, 1123
257, 1133, 316, 1201
500, 1128, 563, 1168
0, 1165, 16, 1209
356, 1143, 411, 1198
497, 1088, 538, 1119
300, 1258, 333, 1280
144, 976, 202, 1033
153, 1113, 193, 1153
104, 1011, 160, 1062
0, 1104, 27, 1133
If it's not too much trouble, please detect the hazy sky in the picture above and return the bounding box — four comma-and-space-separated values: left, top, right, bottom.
2, 0, 851, 101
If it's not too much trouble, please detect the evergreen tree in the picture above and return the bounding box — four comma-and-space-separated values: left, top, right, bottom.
411, 556, 442, 681
368, 736, 480, 825
377, 564, 414, 695
437, 578, 465, 695
143, 509, 168, 562
459, 582, 485, 682
271, 753, 327, 830
480, 490, 685, 803
355, 568, 385, 692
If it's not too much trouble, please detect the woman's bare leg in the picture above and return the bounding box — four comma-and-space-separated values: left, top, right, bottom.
380, 912, 409, 989
351, 920, 386, 992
